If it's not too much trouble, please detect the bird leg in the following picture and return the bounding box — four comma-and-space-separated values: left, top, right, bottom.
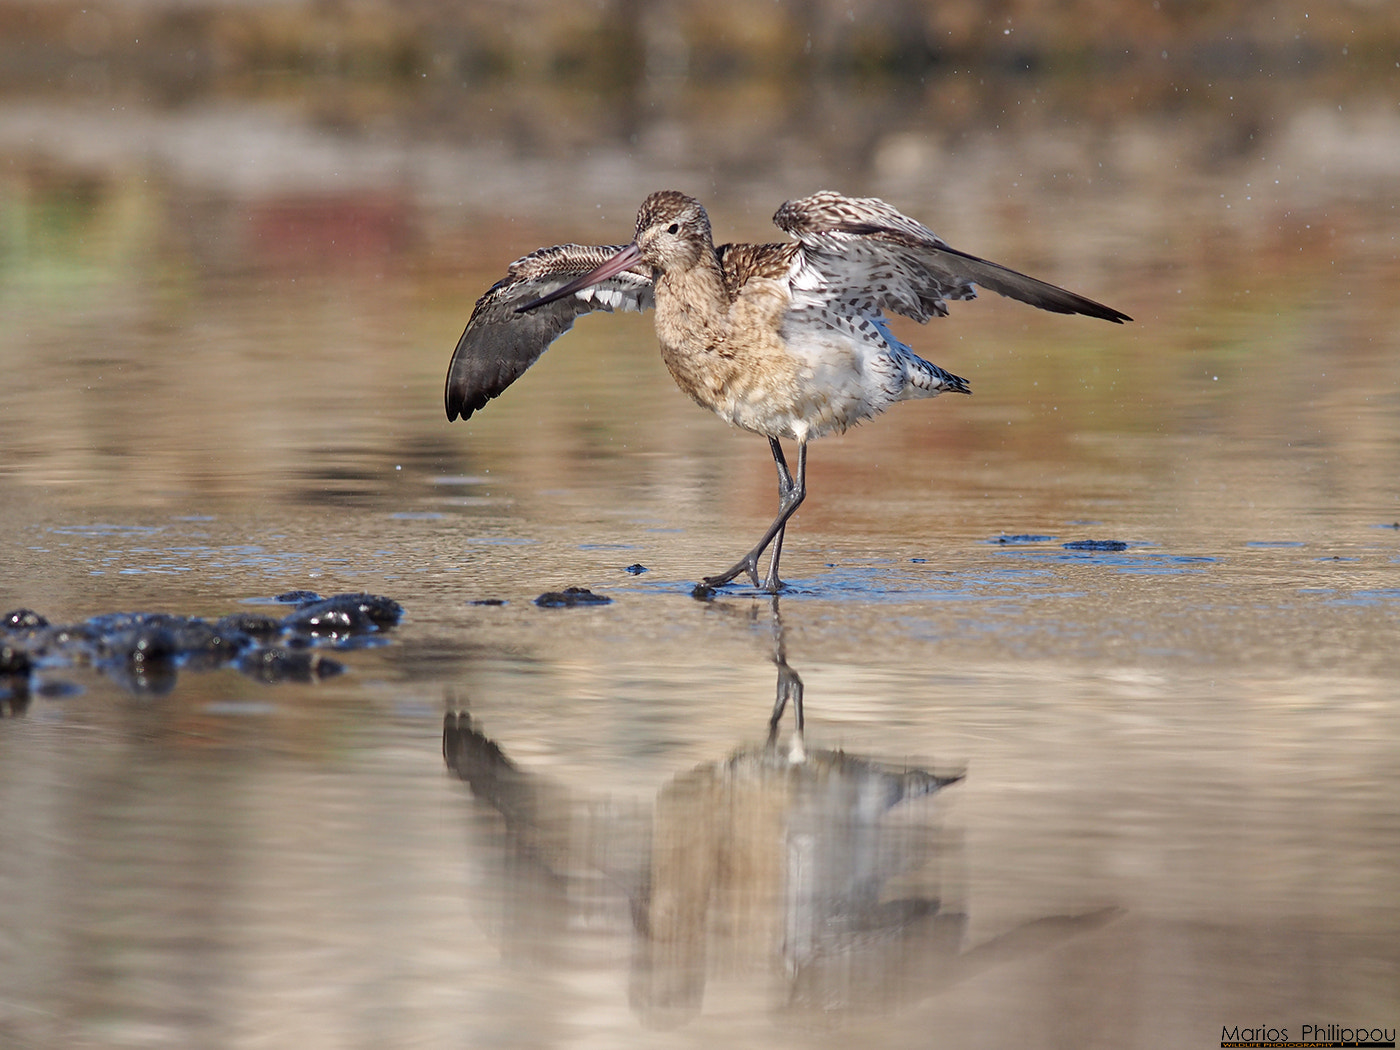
697, 439, 807, 593
762, 438, 798, 590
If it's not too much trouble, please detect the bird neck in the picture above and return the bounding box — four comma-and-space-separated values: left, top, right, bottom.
653, 246, 731, 350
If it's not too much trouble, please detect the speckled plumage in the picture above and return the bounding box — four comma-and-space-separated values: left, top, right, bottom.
445, 190, 1131, 591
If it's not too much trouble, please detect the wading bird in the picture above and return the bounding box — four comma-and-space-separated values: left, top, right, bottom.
445, 191, 1130, 593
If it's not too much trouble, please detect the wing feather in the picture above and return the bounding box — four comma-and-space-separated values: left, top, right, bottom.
445, 244, 654, 421
774, 191, 1130, 325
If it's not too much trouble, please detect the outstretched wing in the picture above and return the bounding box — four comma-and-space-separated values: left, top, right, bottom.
773, 191, 1131, 325
445, 243, 654, 421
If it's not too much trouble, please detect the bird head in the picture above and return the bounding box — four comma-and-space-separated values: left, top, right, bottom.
513, 191, 712, 315
633, 190, 713, 271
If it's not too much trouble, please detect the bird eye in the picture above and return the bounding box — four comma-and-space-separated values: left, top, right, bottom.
667, 223, 680, 235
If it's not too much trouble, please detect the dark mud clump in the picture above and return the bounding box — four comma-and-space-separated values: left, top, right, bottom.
0, 592, 402, 698
534, 587, 612, 608
282, 593, 404, 636
274, 589, 325, 604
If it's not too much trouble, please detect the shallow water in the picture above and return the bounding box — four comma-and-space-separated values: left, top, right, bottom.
2, 24, 1400, 1048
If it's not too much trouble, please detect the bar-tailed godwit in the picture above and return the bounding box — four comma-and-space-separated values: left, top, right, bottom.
446, 191, 1130, 593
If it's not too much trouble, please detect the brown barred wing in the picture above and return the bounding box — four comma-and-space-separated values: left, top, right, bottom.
774, 191, 1130, 325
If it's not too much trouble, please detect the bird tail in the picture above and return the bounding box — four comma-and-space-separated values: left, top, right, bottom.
903, 354, 971, 398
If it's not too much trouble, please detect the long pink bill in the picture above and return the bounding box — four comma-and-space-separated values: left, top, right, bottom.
514, 243, 645, 314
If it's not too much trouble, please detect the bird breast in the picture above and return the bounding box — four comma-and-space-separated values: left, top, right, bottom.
653, 272, 887, 442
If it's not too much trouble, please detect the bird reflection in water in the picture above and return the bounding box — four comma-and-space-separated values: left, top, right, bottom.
443, 599, 1115, 1027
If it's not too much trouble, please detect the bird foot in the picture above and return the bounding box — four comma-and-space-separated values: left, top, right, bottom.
693, 554, 765, 593
692, 562, 786, 598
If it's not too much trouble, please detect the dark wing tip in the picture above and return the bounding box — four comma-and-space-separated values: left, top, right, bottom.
1061, 292, 1131, 324
444, 322, 488, 421
1073, 299, 1132, 324
445, 383, 486, 422
444, 309, 551, 425
1030, 296, 1132, 324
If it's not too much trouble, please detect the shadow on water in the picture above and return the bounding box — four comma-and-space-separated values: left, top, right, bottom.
443, 598, 1118, 1029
